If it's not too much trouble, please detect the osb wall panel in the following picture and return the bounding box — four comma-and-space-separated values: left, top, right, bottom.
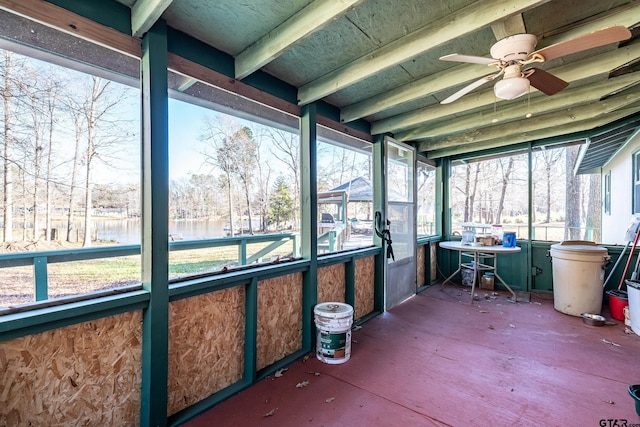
257, 273, 302, 370
317, 264, 345, 304
0, 311, 142, 426
417, 245, 426, 287
431, 242, 437, 282
354, 256, 375, 320
168, 287, 245, 416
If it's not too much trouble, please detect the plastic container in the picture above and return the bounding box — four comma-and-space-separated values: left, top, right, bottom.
629, 384, 640, 416
462, 229, 475, 245
550, 241, 609, 317
606, 290, 628, 321
314, 302, 354, 364
502, 232, 516, 247
481, 272, 495, 290
626, 280, 640, 336
461, 262, 475, 286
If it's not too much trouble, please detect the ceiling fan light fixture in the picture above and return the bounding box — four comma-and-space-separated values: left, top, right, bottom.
494, 77, 530, 100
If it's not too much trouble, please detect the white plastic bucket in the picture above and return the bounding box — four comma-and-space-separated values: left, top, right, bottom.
550, 241, 609, 317
314, 302, 354, 364
626, 280, 640, 336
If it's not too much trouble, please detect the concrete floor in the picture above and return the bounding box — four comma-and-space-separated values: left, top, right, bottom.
183, 284, 640, 426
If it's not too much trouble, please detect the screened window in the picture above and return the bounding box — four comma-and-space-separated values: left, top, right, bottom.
417, 158, 436, 237
167, 74, 301, 279
317, 127, 373, 254
531, 143, 599, 242
450, 152, 528, 240
0, 28, 141, 308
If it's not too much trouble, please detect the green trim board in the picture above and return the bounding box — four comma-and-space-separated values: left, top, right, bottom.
0, 291, 149, 342
301, 102, 318, 353
140, 20, 170, 427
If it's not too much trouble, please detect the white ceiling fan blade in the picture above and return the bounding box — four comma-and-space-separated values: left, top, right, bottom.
440, 74, 498, 104
439, 53, 495, 65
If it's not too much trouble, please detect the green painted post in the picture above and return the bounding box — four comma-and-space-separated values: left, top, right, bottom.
33, 256, 48, 301
372, 135, 385, 312
240, 239, 247, 265
140, 20, 169, 427
244, 277, 258, 382
345, 258, 355, 309
301, 103, 318, 353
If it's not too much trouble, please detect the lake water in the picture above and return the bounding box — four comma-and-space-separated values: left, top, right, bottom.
52, 219, 228, 244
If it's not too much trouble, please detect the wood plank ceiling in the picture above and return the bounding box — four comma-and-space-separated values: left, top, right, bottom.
120, 0, 640, 160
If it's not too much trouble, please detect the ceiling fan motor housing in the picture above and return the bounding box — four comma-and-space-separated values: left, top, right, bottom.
490, 34, 538, 60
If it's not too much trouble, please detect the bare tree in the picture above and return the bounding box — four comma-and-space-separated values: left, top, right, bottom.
268, 128, 299, 227
65, 110, 83, 242
2, 51, 14, 242
584, 174, 601, 242
565, 145, 582, 240
67, 76, 136, 247
495, 157, 514, 224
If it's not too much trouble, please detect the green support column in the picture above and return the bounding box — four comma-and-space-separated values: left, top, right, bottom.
33, 256, 48, 301
140, 20, 170, 427
301, 103, 318, 352
372, 134, 385, 312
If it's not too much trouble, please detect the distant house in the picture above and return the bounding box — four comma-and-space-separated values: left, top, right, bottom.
578, 118, 640, 244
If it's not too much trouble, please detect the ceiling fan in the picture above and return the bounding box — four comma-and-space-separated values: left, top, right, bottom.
439, 26, 632, 104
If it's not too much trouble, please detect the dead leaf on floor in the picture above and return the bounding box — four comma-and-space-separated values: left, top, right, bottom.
601, 338, 621, 347
479, 310, 489, 313
488, 324, 494, 330
306, 371, 320, 376
325, 397, 336, 403
352, 325, 362, 331
296, 380, 310, 388
274, 368, 288, 378
264, 408, 277, 417
604, 400, 615, 404
625, 327, 634, 334
533, 301, 542, 305
509, 323, 516, 328
302, 353, 311, 362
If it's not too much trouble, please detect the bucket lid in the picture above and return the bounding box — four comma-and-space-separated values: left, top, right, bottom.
626, 280, 640, 290
314, 302, 353, 318
550, 240, 607, 255
607, 289, 628, 299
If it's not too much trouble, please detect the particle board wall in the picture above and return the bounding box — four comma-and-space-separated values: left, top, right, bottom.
417, 245, 425, 287
0, 311, 142, 426
257, 273, 302, 370
354, 256, 375, 320
317, 264, 345, 304
167, 287, 245, 416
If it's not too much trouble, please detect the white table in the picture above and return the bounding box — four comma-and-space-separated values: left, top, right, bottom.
439, 241, 521, 303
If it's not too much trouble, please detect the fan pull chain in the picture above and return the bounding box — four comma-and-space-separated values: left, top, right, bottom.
525, 86, 532, 118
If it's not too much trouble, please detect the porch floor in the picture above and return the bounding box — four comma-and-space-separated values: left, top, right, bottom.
183, 284, 640, 426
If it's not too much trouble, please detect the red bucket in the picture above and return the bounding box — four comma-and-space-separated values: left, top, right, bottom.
607, 290, 628, 321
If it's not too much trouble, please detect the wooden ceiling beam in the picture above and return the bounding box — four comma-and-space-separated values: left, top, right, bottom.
424, 88, 640, 149
396, 72, 640, 141
491, 14, 526, 41
235, 0, 363, 80
297, 0, 548, 105
371, 41, 640, 135
422, 103, 640, 158
534, 2, 640, 49
132, 0, 173, 38
342, 3, 638, 125
339, 63, 491, 123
